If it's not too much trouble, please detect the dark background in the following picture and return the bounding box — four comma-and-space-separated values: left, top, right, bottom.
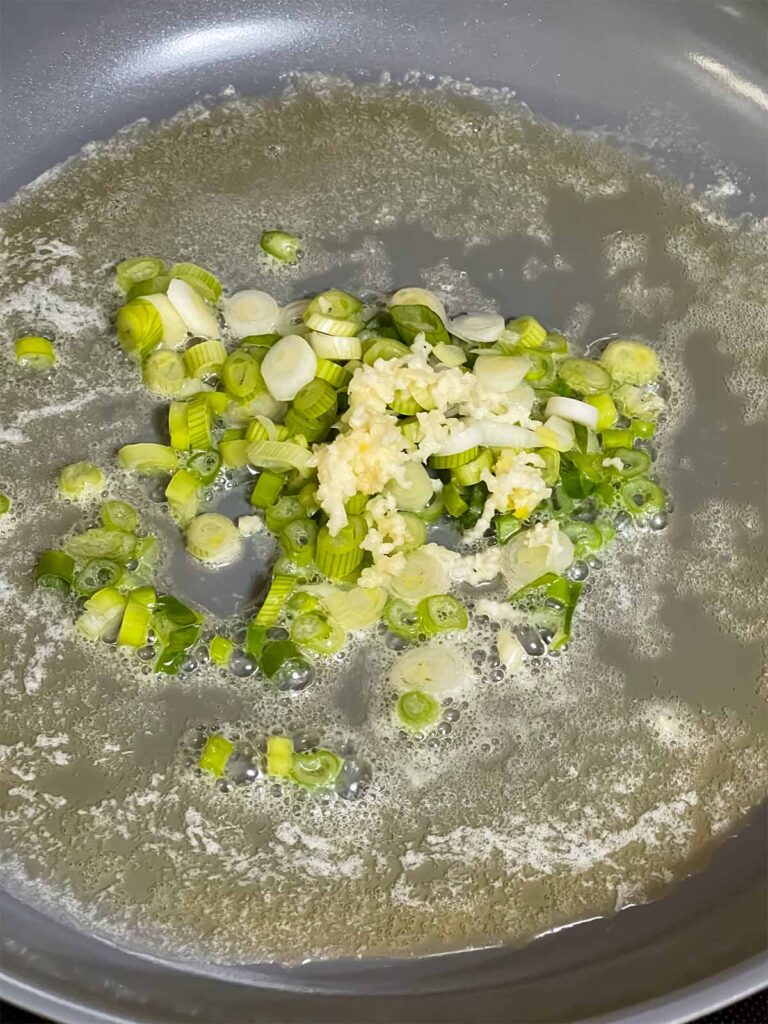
2, 991, 767, 1022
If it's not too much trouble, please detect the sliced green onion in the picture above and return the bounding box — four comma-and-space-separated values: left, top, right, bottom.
184, 339, 227, 378
613, 384, 666, 422
600, 339, 660, 385
0, 494, 10, 515
631, 419, 656, 439
495, 512, 522, 545
321, 585, 387, 631
429, 447, 481, 470
206, 391, 229, 416
198, 734, 234, 777
247, 439, 311, 473
126, 275, 171, 302
558, 358, 613, 395
293, 378, 337, 420
116, 301, 163, 359
266, 735, 294, 777
168, 402, 190, 451
224, 290, 279, 339
117, 586, 155, 647
541, 332, 569, 355
165, 469, 201, 523
63, 527, 136, 562
305, 289, 362, 322
417, 594, 468, 635
452, 449, 493, 487
390, 304, 449, 345
259, 639, 309, 682
432, 341, 467, 367
250, 470, 285, 509
396, 690, 440, 733
260, 230, 301, 264
186, 394, 213, 449
75, 587, 127, 641
115, 256, 166, 292
314, 358, 352, 387
602, 447, 651, 479
222, 350, 265, 399
344, 493, 369, 515
186, 512, 241, 565
254, 575, 296, 626
167, 279, 220, 339
384, 598, 421, 642
315, 516, 367, 578
14, 335, 56, 370
443, 481, 469, 518
538, 447, 561, 486
550, 580, 583, 650
142, 349, 188, 396
188, 449, 222, 483
288, 590, 320, 615
291, 613, 345, 655
169, 262, 222, 303
154, 619, 201, 674
240, 333, 281, 350
218, 438, 250, 468
620, 477, 666, 516
385, 462, 434, 513
139, 294, 188, 347
389, 390, 421, 416
298, 482, 319, 516
118, 443, 178, 475
59, 462, 105, 500
505, 315, 546, 350
74, 558, 123, 595
35, 549, 75, 592
584, 393, 618, 431
389, 287, 446, 321
363, 338, 410, 364
280, 518, 318, 565
399, 418, 424, 444
153, 594, 201, 636
562, 521, 603, 558
291, 749, 343, 788
523, 351, 556, 387
417, 492, 445, 523
601, 427, 634, 449
209, 635, 234, 667
307, 331, 363, 360
101, 500, 138, 533
264, 495, 305, 534
397, 511, 428, 552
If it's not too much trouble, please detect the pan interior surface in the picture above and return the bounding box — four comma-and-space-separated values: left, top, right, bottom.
1, 77, 767, 977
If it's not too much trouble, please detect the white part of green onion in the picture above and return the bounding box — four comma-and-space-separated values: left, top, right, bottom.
536, 415, 576, 452
59, 462, 106, 500
388, 287, 447, 322
167, 279, 220, 339
475, 421, 541, 449
449, 312, 505, 343
497, 629, 525, 672
307, 332, 363, 360
140, 294, 188, 348
276, 298, 311, 337
432, 423, 484, 457
473, 354, 530, 392
384, 462, 434, 512
545, 396, 599, 430
186, 513, 243, 566
390, 644, 471, 697
389, 548, 450, 603
261, 334, 317, 401
223, 289, 279, 338
321, 586, 387, 631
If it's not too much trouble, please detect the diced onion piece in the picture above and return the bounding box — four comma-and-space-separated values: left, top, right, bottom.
59, 462, 105, 500
167, 279, 220, 339
389, 549, 449, 603
536, 415, 576, 452
224, 289, 279, 338
390, 644, 471, 697
14, 335, 56, 369
600, 339, 660, 385
186, 512, 242, 565
140, 294, 188, 348
261, 334, 317, 401
183, 339, 227, 378
321, 586, 387, 631
497, 629, 525, 672
307, 332, 362, 360
473, 354, 530, 392
432, 342, 466, 367
389, 287, 447, 322
169, 262, 222, 302
450, 312, 505, 343
476, 421, 541, 449
385, 462, 434, 512
142, 350, 188, 396
545, 396, 599, 430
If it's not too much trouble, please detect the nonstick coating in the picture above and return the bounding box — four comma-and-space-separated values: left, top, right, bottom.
1, 2, 766, 1022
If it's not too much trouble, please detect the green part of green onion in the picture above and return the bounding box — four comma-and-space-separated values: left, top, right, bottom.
254, 575, 296, 627
101, 499, 139, 533
603, 447, 651, 479
260, 230, 301, 265
315, 516, 367, 578
538, 447, 561, 487
417, 492, 445, 524
222, 349, 265, 399
596, 518, 617, 545
153, 593, 201, 638
524, 351, 556, 387
198, 734, 235, 777
35, 549, 75, 592
271, 555, 317, 582
287, 591, 319, 615
631, 419, 656, 439
290, 613, 345, 655
620, 477, 666, 517
74, 558, 124, 596
59, 462, 105, 500
240, 333, 281, 350
209, 635, 234, 667
187, 449, 222, 484
64, 527, 136, 562
510, 572, 560, 600
264, 495, 305, 534
291, 749, 343, 789
245, 622, 268, 661
154, 622, 201, 674
584, 393, 618, 432
442, 481, 469, 518
266, 735, 294, 777
505, 315, 547, 350
451, 449, 493, 488
384, 598, 421, 643
495, 512, 523, 545
169, 262, 222, 303
115, 256, 166, 293
284, 407, 334, 444
601, 427, 634, 449
417, 594, 468, 635
459, 483, 488, 531
305, 288, 362, 322
363, 338, 410, 364
14, 335, 56, 370
293, 378, 337, 420
396, 690, 440, 733
0, 494, 10, 515
562, 521, 604, 559
126, 275, 172, 302
259, 639, 310, 682
541, 332, 570, 355
116, 301, 163, 359
390, 304, 450, 345
550, 581, 583, 650
117, 586, 156, 647
569, 452, 607, 484
280, 518, 318, 566
118, 442, 178, 476
558, 358, 612, 395
250, 471, 285, 509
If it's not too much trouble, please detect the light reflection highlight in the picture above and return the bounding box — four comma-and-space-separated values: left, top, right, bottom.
689, 52, 768, 113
